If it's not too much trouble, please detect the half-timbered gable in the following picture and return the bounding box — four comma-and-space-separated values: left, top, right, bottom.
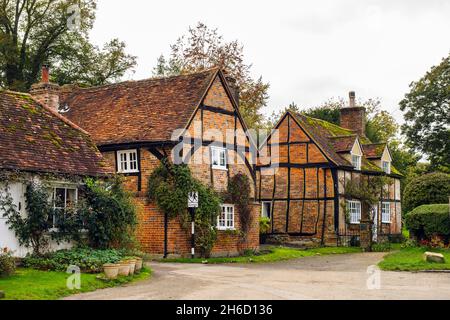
50, 68, 259, 258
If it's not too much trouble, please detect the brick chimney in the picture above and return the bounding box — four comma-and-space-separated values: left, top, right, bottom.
30, 65, 60, 111
224, 73, 240, 106
340, 91, 366, 137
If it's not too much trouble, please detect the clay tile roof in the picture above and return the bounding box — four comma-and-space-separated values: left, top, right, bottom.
329, 135, 358, 153
0, 90, 112, 176
61, 69, 219, 146
291, 113, 352, 167
289, 112, 400, 175
362, 143, 387, 159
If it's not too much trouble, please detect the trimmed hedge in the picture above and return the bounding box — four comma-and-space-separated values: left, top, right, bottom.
403, 173, 450, 214
405, 204, 450, 239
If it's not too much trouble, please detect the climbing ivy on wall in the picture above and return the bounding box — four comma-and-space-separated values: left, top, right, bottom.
147, 159, 221, 257
224, 173, 253, 246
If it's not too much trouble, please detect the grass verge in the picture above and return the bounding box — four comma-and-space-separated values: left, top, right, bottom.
379, 247, 450, 271
0, 267, 151, 300
160, 246, 362, 264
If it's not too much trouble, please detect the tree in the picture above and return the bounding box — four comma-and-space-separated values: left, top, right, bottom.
403, 172, 450, 215
152, 22, 270, 129
400, 54, 450, 171
265, 102, 299, 128
0, 0, 136, 91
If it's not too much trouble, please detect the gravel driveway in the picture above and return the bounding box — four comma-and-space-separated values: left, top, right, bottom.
65, 252, 450, 300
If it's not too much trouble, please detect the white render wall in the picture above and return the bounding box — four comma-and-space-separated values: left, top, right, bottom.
0, 180, 72, 257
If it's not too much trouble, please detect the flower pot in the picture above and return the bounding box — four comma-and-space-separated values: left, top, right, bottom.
135, 258, 143, 272
103, 264, 119, 280
126, 259, 137, 275
118, 263, 131, 277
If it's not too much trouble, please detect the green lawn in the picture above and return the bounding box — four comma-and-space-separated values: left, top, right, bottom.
161, 246, 362, 264
0, 268, 151, 300
379, 247, 450, 271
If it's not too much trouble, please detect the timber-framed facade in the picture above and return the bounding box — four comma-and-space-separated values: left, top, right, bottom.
258, 95, 403, 246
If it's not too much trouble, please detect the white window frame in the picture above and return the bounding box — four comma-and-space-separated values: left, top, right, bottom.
211, 146, 227, 171
117, 149, 139, 173
382, 161, 391, 174
217, 204, 235, 231
382, 202, 391, 224
261, 202, 272, 219
51, 187, 78, 230
352, 154, 362, 171
347, 200, 362, 224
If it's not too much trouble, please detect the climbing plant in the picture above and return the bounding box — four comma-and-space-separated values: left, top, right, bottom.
0, 182, 54, 256
147, 159, 221, 257
224, 173, 253, 246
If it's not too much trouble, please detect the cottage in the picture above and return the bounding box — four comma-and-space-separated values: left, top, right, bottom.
30, 67, 260, 258
258, 92, 402, 246
0, 89, 111, 256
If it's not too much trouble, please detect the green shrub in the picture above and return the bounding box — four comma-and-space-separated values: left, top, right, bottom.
405, 204, 450, 240
260, 217, 271, 234
403, 173, 450, 214
80, 177, 138, 250
0, 251, 16, 278
22, 248, 128, 273
147, 160, 221, 258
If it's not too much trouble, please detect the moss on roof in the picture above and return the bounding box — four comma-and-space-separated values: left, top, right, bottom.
304, 116, 372, 144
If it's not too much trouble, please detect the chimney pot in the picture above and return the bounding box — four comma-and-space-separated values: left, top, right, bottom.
41, 65, 50, 83
349, 91, 356, 108
340, 91, 366, 137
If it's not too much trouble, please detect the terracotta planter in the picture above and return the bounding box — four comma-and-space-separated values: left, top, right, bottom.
135, 258, 143, 272
118, 263, 131, 276
124, 259, 137, 275
103, 264, 119, 280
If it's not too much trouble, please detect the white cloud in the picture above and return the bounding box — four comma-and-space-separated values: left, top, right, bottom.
90, 0, 450, 122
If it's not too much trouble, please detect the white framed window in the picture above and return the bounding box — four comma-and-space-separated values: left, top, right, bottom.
352, 154, 362, 171
382, 161, 391, 174
117, 149, 139, 173
211, 146, 227, 170
262, 202, 272, 219
217, 205, 235, 230
51, 187, 78, 229
382, 202, 391, 223
347, 200, 362, 224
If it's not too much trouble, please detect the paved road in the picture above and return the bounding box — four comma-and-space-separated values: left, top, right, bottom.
65, 253, 450, 300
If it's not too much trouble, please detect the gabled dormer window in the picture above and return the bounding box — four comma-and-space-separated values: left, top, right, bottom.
382, 161, 391, 174
352, 154, 362, 171
117, 149, 139, 173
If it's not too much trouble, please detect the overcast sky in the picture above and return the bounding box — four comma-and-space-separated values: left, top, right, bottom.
90, 0, 450, 121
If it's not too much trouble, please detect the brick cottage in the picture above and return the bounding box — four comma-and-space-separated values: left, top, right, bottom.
0, 89, 111, 256
30, 67, 260, 258
258, 92, 403, 246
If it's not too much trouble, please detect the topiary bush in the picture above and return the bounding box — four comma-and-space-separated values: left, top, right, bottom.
0, 251, 16, 278
405, 204, 450, 242
403, 173, 450, 214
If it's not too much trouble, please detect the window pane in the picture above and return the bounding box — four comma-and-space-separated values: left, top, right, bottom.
54, 188, 66, 208
66, 189, 76, 208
